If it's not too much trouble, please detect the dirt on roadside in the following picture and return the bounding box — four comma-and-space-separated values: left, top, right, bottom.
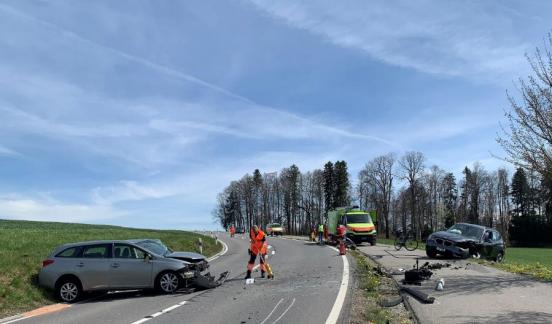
349, 250, 412, 324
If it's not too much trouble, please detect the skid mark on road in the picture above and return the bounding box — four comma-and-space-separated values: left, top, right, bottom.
272, 298, 296, 324
260, 298, 284, 324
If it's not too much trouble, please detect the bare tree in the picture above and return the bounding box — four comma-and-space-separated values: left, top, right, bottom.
359, 154, 395, 238
399, 151, 425, 238
497, 34, 552, 180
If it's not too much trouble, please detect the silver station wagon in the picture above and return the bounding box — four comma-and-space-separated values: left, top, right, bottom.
39, 239, 213, 302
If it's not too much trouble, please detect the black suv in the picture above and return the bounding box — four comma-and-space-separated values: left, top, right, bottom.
426, 223, 505, 262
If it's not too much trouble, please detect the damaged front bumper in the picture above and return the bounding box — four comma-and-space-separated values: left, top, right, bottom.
426, 238, 471, 258
177, 267, 230, 289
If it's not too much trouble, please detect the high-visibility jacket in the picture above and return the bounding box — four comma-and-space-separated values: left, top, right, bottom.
318, 224, 324, 233
250, 230, 266, 255
261, 241, 268, 255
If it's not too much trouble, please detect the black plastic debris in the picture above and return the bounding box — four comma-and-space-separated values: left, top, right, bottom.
402, 259, 433, 285
401, 286, 435, 304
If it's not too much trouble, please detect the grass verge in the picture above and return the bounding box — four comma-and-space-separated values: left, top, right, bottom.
0, 219, 221, 319
479, 247, 552, 282
350, 250, 411, 324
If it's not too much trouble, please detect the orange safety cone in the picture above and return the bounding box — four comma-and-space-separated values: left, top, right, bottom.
339, 239, 347, 255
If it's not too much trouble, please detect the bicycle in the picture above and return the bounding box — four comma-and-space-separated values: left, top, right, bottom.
394, 229, 418, 251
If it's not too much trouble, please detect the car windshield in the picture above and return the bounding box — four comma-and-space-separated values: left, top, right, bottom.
447, 224, 484, 240
135, 240, 172, 256
271, 224, 281, 227
346, 213, 372, 224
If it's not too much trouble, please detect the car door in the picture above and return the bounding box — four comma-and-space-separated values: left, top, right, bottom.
481, 230, 495, 258
492, 230, 504, 256
110, 243, 153, 289
77, 244, 113, 290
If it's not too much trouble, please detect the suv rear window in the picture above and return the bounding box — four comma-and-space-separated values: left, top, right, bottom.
82, 244, 112, 258
56, 246, 82, 258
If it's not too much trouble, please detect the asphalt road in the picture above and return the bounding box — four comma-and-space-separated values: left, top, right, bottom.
359, 244, 552, 324
16, 234, 350, 324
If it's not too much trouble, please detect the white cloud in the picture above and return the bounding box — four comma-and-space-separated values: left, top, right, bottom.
0, 145, 20, 157
0, 197, 123, 223
248, 0, 533, 83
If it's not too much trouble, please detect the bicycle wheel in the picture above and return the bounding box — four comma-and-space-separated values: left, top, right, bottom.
405, 237, 419, 251
394, 237, 403, 250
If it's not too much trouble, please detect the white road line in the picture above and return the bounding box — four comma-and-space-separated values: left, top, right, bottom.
325, 248, 349, 324
129, 301, 187, 324
207, 239, 229, 262
260, 298, 284, 324
1, 317, 25, 324
130, 319, 149, 324
272, 298, 296, 324
161, 304, 181, 313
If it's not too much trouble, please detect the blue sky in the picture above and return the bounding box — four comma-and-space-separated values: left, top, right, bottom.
0, 0, 551, 230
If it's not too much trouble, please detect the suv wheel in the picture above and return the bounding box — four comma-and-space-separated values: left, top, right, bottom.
426, 248, 437, 258
495, 252, 504, 263
57, 278, 82, 303
157, 271, 180, 293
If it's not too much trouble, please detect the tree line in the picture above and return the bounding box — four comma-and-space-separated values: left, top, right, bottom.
213, 161, 350, 236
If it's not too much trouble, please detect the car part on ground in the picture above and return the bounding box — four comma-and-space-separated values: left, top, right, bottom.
194, 271, 229, 289
400, 286, 435, 304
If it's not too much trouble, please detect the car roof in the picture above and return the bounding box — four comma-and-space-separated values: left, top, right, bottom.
456, 223, 491, 230
55, 239, 158, 250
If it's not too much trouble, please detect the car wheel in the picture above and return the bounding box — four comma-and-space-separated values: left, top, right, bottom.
426, 248, 437, 258
157, 271, 181, 294
56, 278, 82, 303
495, 252, 504, 263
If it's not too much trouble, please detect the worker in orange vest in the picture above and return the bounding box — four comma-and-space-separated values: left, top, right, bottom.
245, 225, 267, 279
229, 225, 235, 238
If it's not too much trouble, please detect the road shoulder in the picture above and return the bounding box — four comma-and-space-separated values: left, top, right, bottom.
359, 243, 552, 324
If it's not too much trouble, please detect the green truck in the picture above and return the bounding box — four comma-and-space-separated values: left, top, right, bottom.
327, 207, 377, 245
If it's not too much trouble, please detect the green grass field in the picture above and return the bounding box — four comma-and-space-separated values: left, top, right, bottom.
489, 247, 552, 281
0, 219, 221, 318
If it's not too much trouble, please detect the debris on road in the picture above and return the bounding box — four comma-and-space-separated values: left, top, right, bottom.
402, 259, 433, 285
400, 287, 435, 304
435, 278, 445, 291
195, 271, 229, 289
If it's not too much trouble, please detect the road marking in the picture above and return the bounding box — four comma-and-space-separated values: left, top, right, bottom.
207, 238, 229, 262
325, 247, 349, 324
272, 298, 296, 324
260, 298, 284, 324
129, 301, 187, 324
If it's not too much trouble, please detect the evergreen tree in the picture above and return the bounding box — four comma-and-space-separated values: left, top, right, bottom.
323, 161, 334, 214
442, 172, 457, 228
333, 161, 350, 208
511, 167, 530, 216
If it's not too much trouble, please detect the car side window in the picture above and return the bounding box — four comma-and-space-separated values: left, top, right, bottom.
82, 244, 112, 258
114, 244, 145, 259
56, 246, 82, 258
484, 230, 493, 242
493, 230, 502, 242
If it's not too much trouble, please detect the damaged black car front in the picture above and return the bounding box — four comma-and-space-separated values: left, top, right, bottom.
426, 223, 487, 259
